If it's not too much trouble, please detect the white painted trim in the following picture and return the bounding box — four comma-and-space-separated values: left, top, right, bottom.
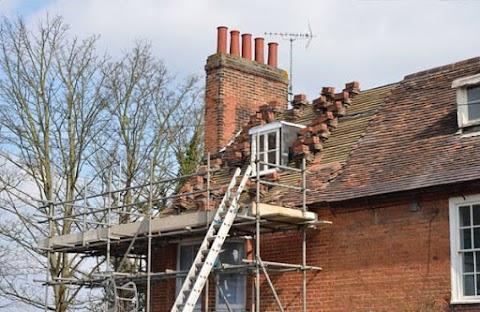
279, 120, 306, 129
449, 194, 480, 304
248, 121, 305, 135
461, 130, 480, 138
454, 74, 480, 128
249, 121, 282, 135
452, 73, 480, 88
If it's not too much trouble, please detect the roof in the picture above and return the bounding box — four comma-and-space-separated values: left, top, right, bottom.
318, 56, 480, 202
203, 81, 398, 207
182, 56, 480, 209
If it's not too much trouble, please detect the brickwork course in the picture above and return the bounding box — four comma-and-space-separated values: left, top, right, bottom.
156, 26, 480, 311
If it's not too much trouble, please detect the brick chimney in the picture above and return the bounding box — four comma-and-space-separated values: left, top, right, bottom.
204, 26, 289, 155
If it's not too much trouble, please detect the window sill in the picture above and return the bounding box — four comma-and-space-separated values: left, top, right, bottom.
460, 119, 480, 129
458, 123, 480, 137
461, 130, 480, 138
451, 299, 480, 305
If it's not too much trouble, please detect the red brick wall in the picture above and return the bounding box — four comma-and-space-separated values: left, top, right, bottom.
204, 53, 288, 154
151, 192, 480, 311
152, 244, 177, 312
258, 193, 479, 312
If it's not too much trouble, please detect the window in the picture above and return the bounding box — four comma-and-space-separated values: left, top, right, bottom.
249, 121, 305, 176
177, 243, 202, 311
452, 74, 480, 128
449, 195, 480, 303
215, 242, 246, 311
177, 241, 246, 311
251, 127, 280, 175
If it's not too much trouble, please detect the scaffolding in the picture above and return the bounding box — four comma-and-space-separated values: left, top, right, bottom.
39, 154, 325, 312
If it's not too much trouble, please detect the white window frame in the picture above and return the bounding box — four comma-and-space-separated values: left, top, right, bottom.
452, 73, 480, 129
249, 122, 281, 176
176, 240, 247, 311
449, 194, 480, 304
176, 241, 202, 311
214, 241, 247, 312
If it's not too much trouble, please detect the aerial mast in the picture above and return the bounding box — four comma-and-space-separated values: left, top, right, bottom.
265, 24, 315, 103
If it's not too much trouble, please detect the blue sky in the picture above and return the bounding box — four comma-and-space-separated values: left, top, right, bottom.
1, 0, 480, 102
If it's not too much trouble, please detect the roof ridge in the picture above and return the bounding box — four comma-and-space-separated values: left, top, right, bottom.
404, 56, 480, 80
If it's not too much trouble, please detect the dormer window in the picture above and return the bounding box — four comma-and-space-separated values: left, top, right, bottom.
453, 73, 480, 129
249, 121, 305, 176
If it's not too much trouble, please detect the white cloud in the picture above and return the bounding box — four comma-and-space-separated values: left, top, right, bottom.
7, 0, 480, 97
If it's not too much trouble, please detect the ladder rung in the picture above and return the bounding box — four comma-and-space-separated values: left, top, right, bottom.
207, 235, 217, 242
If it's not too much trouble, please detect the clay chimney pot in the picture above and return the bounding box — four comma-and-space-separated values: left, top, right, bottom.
254, 37, 265, 64
217, 26, 228, 53
230, 30, 240, 56
242, 33, 252, 60
267, 42, 278, 68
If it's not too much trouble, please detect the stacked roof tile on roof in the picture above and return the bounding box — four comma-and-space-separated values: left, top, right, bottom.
317, 56, 480, 203
178, 56, 480, 210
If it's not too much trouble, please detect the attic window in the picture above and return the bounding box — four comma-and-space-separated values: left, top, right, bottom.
249, 121, 305, 176
452, 73, 480, 129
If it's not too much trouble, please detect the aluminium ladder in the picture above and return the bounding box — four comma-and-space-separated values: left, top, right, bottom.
171, 165, 253, 312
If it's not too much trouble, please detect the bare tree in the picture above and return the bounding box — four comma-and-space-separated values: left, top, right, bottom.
0, 15, 108, 311
94, 44, 203, 310
0, 15, 204, 312
97, 41, 203, 222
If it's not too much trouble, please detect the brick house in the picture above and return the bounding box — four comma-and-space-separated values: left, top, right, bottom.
152, 25, 480, 312
40, 26, 480, 312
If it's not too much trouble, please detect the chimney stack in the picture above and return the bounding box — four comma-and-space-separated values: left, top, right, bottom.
205, 26, 289, 154
216, 26, 228, 53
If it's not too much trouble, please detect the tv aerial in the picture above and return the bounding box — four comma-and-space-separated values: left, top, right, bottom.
265, 22, 315, 102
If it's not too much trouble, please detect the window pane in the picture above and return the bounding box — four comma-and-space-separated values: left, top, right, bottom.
217, 242, 246, 308
268, 151, 276, 166
460, 206, 471, 226
462, 229, 472, 249
218, 274, 245, 305
477, 252, 480, 273
178, 244, 201, 310
180, 245, 197, 270
259, 152, 268, 171
259, 134, 265, 152
467, 86, 480, 121
475, 228, 480, 249
465, 274, 475, 296
467, 86, 480, 103
464, 252, 475, 272
219, 243, 243, 265
474, 205, 480, 225
268, 132, 276, 149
